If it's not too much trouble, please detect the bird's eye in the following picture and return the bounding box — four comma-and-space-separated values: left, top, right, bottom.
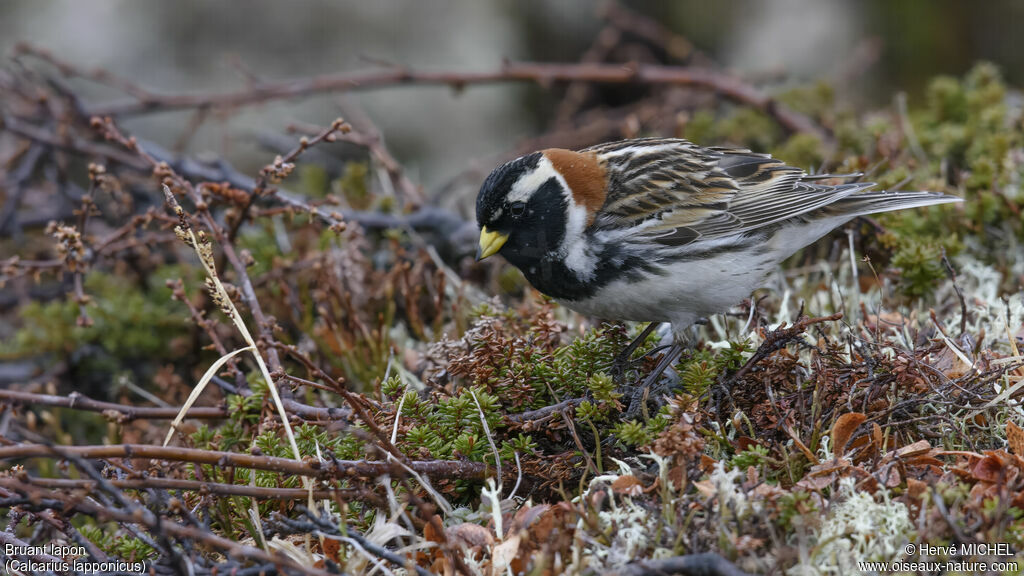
509, 202, 526, 217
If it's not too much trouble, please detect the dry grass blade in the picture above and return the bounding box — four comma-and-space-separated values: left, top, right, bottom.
163, 345, 253, 446
162, 185, 305, 473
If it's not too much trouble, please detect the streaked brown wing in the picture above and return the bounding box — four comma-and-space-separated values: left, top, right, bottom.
585, 138, 869, 245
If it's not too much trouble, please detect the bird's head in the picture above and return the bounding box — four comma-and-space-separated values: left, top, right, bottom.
475, 149, 606, 267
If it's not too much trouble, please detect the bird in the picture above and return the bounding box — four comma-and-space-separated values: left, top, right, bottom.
474, 137, 961, 413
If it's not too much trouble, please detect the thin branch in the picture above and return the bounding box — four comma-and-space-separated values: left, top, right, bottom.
731, 313, 844, 383
0, 386, 351, 423
506, 397, 586, 425
3, 476, 377, 502
0, 443, 487, 481
64, 61, 824, 138
2, 479, 333, 576
0, 388, 225, 420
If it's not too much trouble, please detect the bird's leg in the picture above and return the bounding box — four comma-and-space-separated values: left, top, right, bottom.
609, 322, 660, 384
624, 341, 683, 420
710, 380, 735, 418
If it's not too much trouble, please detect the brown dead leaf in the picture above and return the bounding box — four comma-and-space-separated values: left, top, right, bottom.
446, 522, 494, 550
491, 534, 522, 576
895, 440, 932, 459
734, 436, 759, 453
930, 345, 973, 380
700, 455, 717, 473
880, 465, 902, 488
1008, 421, 1024, 456
508, 501, 577, 575
667, 465, 686, 490
424, 514, 444, 544
848, 434, 875, 461
975, 450, 1024, 484
507, 503, 551, 534
906, 477, 927, 502
796, 472, 839, 492
611, 475, 644, 496
856, 473, 879, 493
322, 537, 341, 563
693, 479, 715, 500
832, 412, 867, 457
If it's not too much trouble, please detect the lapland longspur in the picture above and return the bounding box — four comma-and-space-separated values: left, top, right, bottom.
475, 138, 961, 407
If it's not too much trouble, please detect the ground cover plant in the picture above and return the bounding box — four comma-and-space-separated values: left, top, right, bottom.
1, 5, 1023, 575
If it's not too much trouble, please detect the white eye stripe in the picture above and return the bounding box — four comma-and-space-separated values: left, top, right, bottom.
508, 156, 562, 203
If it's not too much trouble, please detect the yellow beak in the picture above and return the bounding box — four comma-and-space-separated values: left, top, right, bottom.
476, 227, 509, 261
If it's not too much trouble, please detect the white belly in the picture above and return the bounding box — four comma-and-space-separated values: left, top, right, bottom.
560, 249, 771, 327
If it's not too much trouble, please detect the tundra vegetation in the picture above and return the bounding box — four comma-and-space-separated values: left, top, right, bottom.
1, 11, 1022, 576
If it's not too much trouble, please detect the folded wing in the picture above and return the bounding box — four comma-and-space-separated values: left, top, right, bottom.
586, 138, 960, 246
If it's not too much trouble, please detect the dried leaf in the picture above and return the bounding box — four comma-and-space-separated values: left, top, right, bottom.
896, 440, 932, 459
611, 475, 644, 496
832, 412, 867, 457
507, 503, 551, 534
1007, 420, 1024, 456
693, 479, 715, 500
972, 453, 1005, 483
322, 537, 341, 563
424, 514, 444, 544
906, 477, 928, 501
446, 523, 494, 550
490, 533, 522, 576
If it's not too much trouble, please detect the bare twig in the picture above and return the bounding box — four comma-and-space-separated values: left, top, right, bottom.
4, 476, 378, 502
0, 388, 225, 420
47, 60, 826, 138
941, 248, 969, 336
0, 443, 487, 481
731, 313, 844, 383
506, 397, 586, 425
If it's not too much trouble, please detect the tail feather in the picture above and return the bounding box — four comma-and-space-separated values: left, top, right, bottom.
826, 189, 962, 219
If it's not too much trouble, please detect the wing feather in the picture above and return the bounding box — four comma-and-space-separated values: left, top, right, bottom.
585, 138, 958, 246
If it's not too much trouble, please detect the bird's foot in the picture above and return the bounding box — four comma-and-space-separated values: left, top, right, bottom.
623, 342, 683, 420
609, 322, 660, 385
707, 376, 736, 418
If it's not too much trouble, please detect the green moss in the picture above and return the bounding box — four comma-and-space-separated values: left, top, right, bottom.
80, 524, 155, 561
889, 238, 946, 298
1, 269, 189, 362
778, 81, 836, 121
335, 161, 371, 210
613, 419, 654, 447
685, 108, 782, 150
400, 386, 503, 464
731, 444, 770, 470
773, 133, 824, 170
925, 75, 968, 124
499, 433, 537, 460
676, 341, 750, 396
296, 163, 330, 198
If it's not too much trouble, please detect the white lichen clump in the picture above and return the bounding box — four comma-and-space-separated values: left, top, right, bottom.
795, 477, 913, 575
568, 459, 677, 573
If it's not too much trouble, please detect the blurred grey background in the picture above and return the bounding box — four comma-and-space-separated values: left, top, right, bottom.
2, 0, 1021, 209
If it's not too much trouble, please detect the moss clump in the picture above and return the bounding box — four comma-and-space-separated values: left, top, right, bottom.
1, 269, 189, 363
80, 524, 156, 562
677, 341, 750, 396
401, 386, 502, 463
336, 161, 371, 210
772, 133, 824, 171
686, 107, 782, 150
